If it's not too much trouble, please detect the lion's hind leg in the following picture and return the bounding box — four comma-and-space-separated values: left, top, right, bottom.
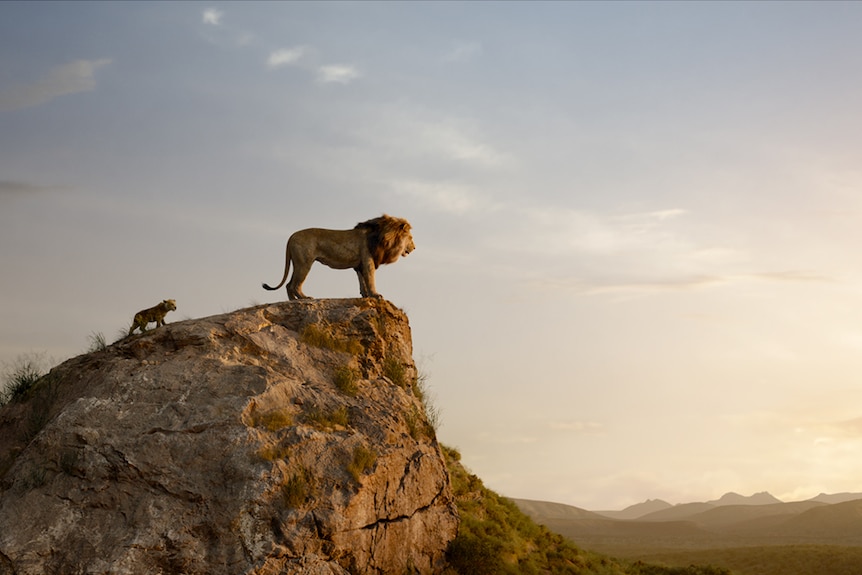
129, 314, 143, 336
286, 256, 314, 300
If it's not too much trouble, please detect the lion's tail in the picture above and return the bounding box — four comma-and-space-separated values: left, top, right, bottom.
262, 239, 291, 291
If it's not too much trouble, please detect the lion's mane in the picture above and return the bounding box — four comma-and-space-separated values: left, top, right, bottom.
354, 214, 413, 268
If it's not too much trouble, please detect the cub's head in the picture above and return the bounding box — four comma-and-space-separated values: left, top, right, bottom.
163, 299, 177, 311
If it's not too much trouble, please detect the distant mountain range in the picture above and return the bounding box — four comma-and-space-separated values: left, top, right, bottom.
511, 492, 862, 553
592, 491, 861, 520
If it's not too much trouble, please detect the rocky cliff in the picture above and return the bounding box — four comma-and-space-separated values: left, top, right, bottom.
0, 299, 457, 575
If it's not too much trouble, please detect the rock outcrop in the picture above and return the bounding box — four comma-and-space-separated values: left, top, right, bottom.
0, 299, 457, 575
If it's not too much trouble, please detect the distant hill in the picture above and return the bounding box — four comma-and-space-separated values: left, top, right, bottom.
595, 499, 673, 520
808, 492, 862, 505
638, 502, 716, 522
511, 498, 606, 521
594, 492, 781, 522
707, 491, 782, 506
776, 499, 862, 542
682, 501, 826, 531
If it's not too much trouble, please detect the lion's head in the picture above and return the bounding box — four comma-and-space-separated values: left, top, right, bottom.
355, 214, 415, 268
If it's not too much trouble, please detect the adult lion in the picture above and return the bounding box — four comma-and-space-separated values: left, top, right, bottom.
262, 214, 415, 300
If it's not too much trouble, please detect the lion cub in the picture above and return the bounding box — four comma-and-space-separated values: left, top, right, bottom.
128, 299, 176, 335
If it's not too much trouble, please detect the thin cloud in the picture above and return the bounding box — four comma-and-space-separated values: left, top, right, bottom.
530, 275, 728, 296
583, 275, 728, 295
747, 270, 833, 283
0, 180, 51, 196
443, 41, 483, 63
267, 47, 307, 68
506, 207, 691, 256
418, 121, 508, 167
615, 209, 687, 222
389, 179, 494, 215
549, 421, 604, 434
539, 269, 833, 298
235, 32, 255, 47
317, 65, 361, 84
0, 59, 111, 112
202, 8, 224, 26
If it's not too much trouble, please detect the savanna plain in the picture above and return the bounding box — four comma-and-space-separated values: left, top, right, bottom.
515, 494, 862, 575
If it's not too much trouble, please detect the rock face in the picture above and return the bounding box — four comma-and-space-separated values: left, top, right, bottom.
0, 299, 457, 575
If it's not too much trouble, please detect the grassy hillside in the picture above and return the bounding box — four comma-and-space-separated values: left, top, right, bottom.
441, 445, 729, 575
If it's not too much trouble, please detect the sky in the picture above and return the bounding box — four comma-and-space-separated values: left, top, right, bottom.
2, 1, 862, 511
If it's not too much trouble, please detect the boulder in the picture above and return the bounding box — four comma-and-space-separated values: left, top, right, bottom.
0, 298, 457, 574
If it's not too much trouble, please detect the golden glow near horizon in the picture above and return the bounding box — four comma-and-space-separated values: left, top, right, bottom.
2, 1, 862, 510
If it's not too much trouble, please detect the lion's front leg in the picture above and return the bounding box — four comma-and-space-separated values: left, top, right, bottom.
356, 262, 381, 299
355, 267, 370, 297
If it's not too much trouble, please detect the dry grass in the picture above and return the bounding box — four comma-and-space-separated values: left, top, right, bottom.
257, 441, 291, 462
282, 467, 314, 508
304, 405, 350, 431
250, 409, 294, 432
333, 365, 359, 396
383, 356, 408, 388
299, 322, 363, 355
347, 444, 377, 483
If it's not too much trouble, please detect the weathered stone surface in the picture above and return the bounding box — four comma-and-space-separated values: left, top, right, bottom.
0, 299, 457, 575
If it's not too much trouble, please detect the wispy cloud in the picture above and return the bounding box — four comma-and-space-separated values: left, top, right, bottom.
443, 41, 483, 63
0, 59, 111, 112
531, 268, 832, 297
267, 47, 307, 68
202, 8, 224, 26
389, 179, 496, 215
0, 180, 51, 196
502, 207, 692, 257
420, 121, 506, 167
316, 64, 361, 84
549, 421, 604, 434
576, 275, 729, 295
746, 270, 833, 283
235, 32, 255, 47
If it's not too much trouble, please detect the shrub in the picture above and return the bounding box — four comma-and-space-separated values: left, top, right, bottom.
252, 409, 294, 432
413, 369, 441, 433
86, 331, 107, 353
347, 444, 377, 483
383, 356, 408, 388
1, 352, 50, 405
282, 468, 313, 508
405, 405, 435, 441
333, 365, 359, 396
446, 531, 504, 574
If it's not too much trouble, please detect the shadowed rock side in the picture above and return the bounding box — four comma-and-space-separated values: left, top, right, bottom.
0, 299, 457, 575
